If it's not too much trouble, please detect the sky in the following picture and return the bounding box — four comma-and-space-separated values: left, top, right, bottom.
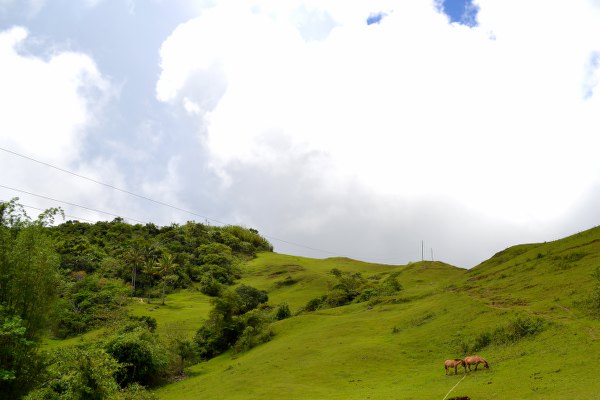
1, 0, 600, 268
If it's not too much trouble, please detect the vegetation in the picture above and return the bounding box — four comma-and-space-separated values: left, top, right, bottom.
302, 268, 403, 311
2, 198, 600, 399
0, 199, 272, 399
193, 286, 271, 360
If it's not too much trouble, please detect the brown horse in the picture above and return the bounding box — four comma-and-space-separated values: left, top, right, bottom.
464, 355, 489, 371
444, 359, 466, 375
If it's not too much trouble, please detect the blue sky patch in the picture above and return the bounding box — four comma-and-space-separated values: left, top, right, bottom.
367, 12, 387, 25
439, 0, 479, 27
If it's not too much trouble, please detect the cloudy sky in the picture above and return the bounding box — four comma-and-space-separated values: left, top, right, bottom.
1, 0, 600, 268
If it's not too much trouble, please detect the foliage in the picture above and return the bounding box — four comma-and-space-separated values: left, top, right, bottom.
194, 286, 271, 360
0, 217, 60, 337
26, 346, 120, 400
53, 275, 130, 338
235, 284, 269, 314
304, 296, 325, 312
458, 315, 547, 354
232, 309, 274, 353
155, 254, 179, 306
25, 347, 158, 400
275, 303, 291, 320
0, 200, 61, 398
0, 306, 45, 399
304, 269, 403, 311
48, 218, 271, 296
161, 323, 200, 377
105, 326, 168, 387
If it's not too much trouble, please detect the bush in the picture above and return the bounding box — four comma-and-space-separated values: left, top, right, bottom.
104, 327, 168, 386
304, 297, 324, 312
53, 274, 129, 338
378, 272, 403, 295
464, 315, 546, 353
232, 310, 274, 353
235, 285, 268, 314
275, 303, 291, 320
354, 288, 378, 303
199, 273, 222, 297
194, 287, 272, 360
127, 316, 158, 333
325, 289, 353, 307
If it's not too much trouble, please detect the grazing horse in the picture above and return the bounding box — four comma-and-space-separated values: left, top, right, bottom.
464, 355, 489, 371
444, 359, 466, 375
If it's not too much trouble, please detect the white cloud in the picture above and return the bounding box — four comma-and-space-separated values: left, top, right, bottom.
0, 27, 120, 223
0, 26, 109, 164
152, 0, 600, 264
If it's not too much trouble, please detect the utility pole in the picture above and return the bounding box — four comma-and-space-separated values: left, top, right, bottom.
431, 248, 434, 261
421, 240, 424, 261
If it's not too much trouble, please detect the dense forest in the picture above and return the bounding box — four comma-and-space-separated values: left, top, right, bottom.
0, 198, 273, 399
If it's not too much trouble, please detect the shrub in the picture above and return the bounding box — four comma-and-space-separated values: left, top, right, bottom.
325, 289, 353, 307
194, 287, 272, 360
304, 297, 324, 312
275, 303, 291, 320
127, 316, 158, 333
233, 325, 274, 354
235, 285, 268, 314
464, 315, 546, 353
104, 327, 168, 386
199, 273, 222, 297
378, 272, 403, 295
25, 347, 120, 400
354, 288, 378, 303
53, 274, 129, 338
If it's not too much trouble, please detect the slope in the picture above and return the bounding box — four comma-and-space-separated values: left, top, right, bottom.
154, 226, 600, 399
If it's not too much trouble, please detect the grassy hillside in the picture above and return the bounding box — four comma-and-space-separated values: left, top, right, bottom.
94, 228, 600, 399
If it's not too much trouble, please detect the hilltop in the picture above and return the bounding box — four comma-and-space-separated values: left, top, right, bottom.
153, 228, 599, 399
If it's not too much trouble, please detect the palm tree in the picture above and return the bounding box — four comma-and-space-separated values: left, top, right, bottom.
125, 247, 145, 294
155, 253, 178, 305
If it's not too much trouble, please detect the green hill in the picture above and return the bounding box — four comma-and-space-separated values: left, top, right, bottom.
147, 228, 600, 399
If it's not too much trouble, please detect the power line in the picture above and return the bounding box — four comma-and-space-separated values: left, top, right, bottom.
0, 146, 227, 226
0, 184, 147, 224
0, 199, 96, 223
0, 147, 407, 262
0, 183, 347, 257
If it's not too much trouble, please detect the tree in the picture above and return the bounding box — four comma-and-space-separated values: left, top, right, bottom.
0, 199, 61, 337
124, 246, 145, 294
235, 285, 268, 314
26, 347, 120, 400
104, 326, 168, 386
0, 306, 43, 398
0, 199, 61, 397
155, 254, 178, 305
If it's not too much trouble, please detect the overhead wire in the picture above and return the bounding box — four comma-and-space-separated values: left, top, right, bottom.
0, 184, 147, 225
0, 146, 405, 262
0, 146, 227, 226
0, 199, 96, 223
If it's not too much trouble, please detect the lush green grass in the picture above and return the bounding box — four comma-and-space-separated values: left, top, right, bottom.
127, 287, 213, 339
155, 234, 600, 399
46, 227, 600, 399
42, 327, 109, 351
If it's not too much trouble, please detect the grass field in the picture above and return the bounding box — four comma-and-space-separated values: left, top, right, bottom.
50, 227, 600, 399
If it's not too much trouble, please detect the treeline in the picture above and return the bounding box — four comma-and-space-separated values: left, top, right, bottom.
0, 199, 273, 399
49, 209, 272, 338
